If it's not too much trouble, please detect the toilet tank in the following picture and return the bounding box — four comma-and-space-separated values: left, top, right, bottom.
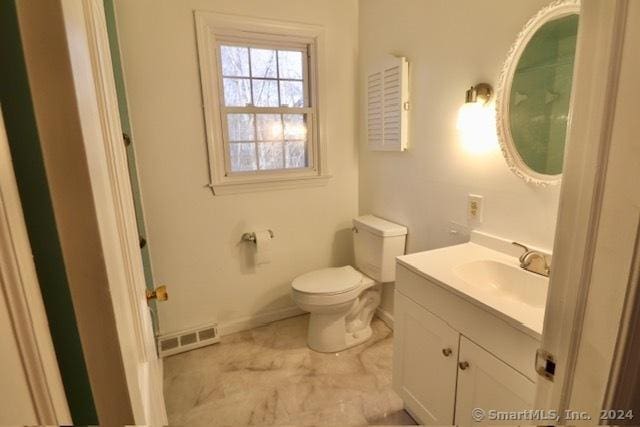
353, 215, 407, 283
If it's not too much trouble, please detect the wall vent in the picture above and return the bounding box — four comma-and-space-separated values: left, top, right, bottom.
160, 337, 179, 351
366, 56, 409, 152
179, 332, 197, 346
198, 327, 217, 340
158, 323, 220, 357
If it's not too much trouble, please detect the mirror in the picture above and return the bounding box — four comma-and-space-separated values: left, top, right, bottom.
496, 0, 580, 186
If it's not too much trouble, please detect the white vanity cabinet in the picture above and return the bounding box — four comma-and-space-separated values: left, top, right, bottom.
393, 291, 458, 424
455, 336, 536, 426
393, 263, 539, 426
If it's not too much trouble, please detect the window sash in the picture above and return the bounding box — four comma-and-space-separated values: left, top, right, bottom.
214, 37, 313, 176
217, 50, 310, 108
220, 109, 315, 176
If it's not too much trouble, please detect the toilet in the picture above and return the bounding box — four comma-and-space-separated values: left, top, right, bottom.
291, 215, 407, 352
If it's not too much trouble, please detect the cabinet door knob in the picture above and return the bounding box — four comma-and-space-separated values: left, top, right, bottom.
458, 361, 470, 370
442, 348, 452, 357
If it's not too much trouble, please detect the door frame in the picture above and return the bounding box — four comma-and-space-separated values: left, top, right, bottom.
14, 0, 167, 424
0, 107, 71, 424
80, 0, 167, 421
535, 0, 633, 417
81, 0, 168, 420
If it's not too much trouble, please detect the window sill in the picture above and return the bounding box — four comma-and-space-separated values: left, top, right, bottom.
208, 173, 332, 195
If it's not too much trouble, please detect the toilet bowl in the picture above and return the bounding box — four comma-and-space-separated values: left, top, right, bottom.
291, 215, 407, 352
292, 266, 380, 352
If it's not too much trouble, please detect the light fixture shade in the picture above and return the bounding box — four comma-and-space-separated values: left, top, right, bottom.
457, 101, 498, 154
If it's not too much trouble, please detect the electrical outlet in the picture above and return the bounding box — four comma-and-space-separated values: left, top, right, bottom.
468, 194, 484, 224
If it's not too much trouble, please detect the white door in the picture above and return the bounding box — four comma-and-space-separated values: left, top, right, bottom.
393, 291, 459, 424
534, 0, 640, 419
455, 336, 535, 426
15, 0, 166, 423
565, 0, 640, 415
25, 1, 168, 423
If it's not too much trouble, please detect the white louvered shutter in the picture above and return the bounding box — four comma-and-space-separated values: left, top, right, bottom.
367, 56, 409, 151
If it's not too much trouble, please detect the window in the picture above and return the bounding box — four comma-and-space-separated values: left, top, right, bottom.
195, 13, 328, 194
219, 44, 310, 172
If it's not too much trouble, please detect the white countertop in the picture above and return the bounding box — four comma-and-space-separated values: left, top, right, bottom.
397, 240, 548, 339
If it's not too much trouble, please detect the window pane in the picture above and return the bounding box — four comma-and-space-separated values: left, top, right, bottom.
278, 50, 303, 79
220, 45, 249, 77
256, 114, 283, 141
223, 78, 251, 107
280, 80, 304, 107
229, 143, 257, 172
252, 79, 279, 107
285, 140, 307, 168
283, 114, 307, 140
258, 142, 284, 170
227, 114, 255, 141
250, 48, 277, 78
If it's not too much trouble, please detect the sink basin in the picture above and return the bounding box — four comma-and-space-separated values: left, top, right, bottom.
454, 260, 548, 308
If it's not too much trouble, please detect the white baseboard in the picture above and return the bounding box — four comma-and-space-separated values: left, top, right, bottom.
375, 306, 394, 330
218, 305, 305, 337
162, 304, 385, 344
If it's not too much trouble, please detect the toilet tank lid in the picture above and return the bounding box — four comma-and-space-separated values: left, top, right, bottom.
353, 215, 408, 237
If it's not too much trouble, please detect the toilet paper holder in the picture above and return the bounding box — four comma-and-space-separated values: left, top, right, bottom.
241, 229, 274, 243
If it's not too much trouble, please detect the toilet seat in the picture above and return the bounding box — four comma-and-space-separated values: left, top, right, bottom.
292, 266, 362, 295
291, 266, 375, 309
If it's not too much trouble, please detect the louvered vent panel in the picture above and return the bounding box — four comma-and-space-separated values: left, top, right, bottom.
383, 65, 401, 145
367, 56, 409, 151
367, 71, 383, 147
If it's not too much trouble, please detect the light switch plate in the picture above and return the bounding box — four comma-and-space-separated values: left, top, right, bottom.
468, 194, 484, 224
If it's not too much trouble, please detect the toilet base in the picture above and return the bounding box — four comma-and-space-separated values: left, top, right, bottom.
306, 287, 380, 353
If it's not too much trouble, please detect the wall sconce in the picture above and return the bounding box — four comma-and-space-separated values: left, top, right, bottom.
464, 83, 493, 104
457, 83, 497, 154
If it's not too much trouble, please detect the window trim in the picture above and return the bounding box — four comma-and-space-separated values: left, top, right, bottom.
195, 12, 330, 195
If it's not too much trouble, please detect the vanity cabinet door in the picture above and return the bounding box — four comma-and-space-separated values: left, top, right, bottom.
455, 336, 535, 426
393, 291, 459, 425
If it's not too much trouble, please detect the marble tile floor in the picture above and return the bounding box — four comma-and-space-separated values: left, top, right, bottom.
163, 314, 418, 426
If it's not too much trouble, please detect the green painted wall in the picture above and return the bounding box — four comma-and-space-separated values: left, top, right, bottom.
0, 1, 98, 423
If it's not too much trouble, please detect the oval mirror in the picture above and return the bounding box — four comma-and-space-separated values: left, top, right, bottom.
496, 0, 580, 185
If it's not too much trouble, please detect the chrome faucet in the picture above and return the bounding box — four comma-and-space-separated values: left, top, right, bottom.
512, 242, 551, 277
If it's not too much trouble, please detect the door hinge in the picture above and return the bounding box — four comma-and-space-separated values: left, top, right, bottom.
123, 132, 132, 147
536, 348, 556, 381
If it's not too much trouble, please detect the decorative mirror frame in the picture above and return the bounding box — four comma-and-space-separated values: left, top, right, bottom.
496, 0, 580, 186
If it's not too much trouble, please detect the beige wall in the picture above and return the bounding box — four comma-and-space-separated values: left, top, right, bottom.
358, 0, 561, 314
115, 0, 359, 334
